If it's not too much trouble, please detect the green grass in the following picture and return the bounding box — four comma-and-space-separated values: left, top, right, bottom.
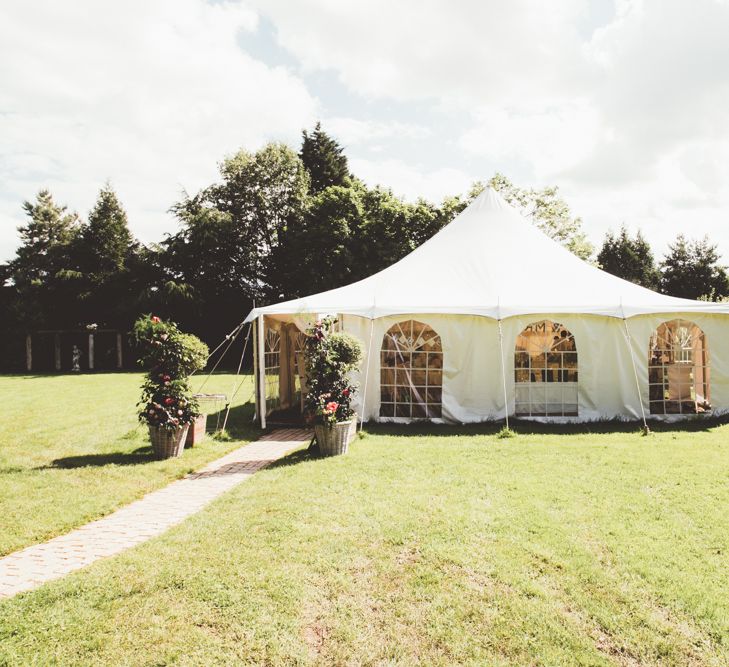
2, 393, 729, 665
0, 372, 257, 557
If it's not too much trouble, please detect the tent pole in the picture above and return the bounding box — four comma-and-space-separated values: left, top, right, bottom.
257, 315, 267, 430
497, 318, 510, 430
252, 319, 259, 422
358, 318, 375, 432
622, 316, 649, 433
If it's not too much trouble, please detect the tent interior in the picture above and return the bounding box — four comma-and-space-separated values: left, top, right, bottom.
246, 189, 729, 426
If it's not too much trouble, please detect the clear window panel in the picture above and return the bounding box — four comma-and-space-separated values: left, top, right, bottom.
648, 319, 711, 415
380, 320, 442, 419
514, 320, 578, 417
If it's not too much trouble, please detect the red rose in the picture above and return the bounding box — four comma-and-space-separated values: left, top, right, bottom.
342, 388, 350, 397
163, 397, 174, 406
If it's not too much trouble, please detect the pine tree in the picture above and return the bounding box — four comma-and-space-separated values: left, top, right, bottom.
79, 183, 134, 281
660, 234, 729, 300
597, 226, 660, 289
10, 189, 80, 287
299, 122, 349, 194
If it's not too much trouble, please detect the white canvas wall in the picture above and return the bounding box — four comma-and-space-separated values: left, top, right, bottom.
332, 312, 729, 423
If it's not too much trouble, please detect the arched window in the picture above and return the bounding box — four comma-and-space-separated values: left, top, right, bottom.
380, 320, 442, 419
649, 319, 710, 414
264, 327, 281, 414
515, 320, 578, 417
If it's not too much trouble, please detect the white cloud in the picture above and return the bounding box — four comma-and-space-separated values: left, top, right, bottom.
324, 118, 431, 147
0, 0, 319, 260
4, 0, 729, 265
254, 0, 591, 107
459, 102, 600, 179
254, 0, 729, 257
349, 157, 473, 204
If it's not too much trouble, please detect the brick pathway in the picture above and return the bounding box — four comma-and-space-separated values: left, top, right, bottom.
0, 428, 311, 599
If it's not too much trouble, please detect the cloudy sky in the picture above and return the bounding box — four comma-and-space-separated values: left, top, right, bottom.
2, 0, 729, 263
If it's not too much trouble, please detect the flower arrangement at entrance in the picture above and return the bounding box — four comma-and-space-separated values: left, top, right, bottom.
133, 315, 208, 458
304, 317, 363, 455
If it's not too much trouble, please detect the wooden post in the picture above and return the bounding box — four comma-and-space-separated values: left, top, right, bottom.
116, 332, 123, 369
54, 333, 61, 371
25, 334, 32, 372
88, 333, 95, 370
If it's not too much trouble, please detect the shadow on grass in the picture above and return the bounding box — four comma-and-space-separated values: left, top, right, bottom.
208, 402, 260, 442
362, 415, 729, 438
47, 446, 155, 468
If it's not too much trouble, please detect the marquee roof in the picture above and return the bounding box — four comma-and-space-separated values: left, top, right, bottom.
245, 187, 729, 322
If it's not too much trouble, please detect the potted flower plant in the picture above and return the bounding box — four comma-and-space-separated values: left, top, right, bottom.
304, 317, 363, 456
133, 315, 208, 459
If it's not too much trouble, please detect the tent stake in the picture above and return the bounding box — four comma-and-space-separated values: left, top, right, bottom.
358, 318, 375, 432
497, 318, 510, 430
622, 316, 650, 434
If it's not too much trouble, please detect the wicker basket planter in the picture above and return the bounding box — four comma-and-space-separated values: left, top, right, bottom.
314, 419, 356, 457
149, 424, 189, 459
185, 414, 207, 448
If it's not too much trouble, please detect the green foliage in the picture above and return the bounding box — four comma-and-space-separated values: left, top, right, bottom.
78, 183, 134, 281
299, 121, 350, 193
660, 234, 729, 300
272, 184, 361, 296
133, 315, 208, 428
497, 426, 517, 439
273, 180, 450, 300
10, 189, 80, 287
304, 317, 364, 425
327, 331, 364, 367
597, 225, 660, 289
163, 143, 310, 340
6, 190, 81, 328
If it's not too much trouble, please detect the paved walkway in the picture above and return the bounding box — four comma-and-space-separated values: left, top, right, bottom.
0, 428, 311, 599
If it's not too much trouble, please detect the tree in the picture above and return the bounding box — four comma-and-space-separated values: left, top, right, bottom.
165, 143, 310, 341
6, 190, 81, 328
660, 234, 729, 300
77, 183, 134, 282
597, 226, 660, 289
67, 184, 147, 328
10, 189, 80, 288
299, 122, 349, 194
272, 185, 360, 297
471, 174, 594, 260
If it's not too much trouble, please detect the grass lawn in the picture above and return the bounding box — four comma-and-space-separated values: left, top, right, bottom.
2, 387, 729, 665
0, 372, 257, 557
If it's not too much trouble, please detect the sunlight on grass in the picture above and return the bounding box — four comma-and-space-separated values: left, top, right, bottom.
1, 415, 728, 665
0, 373, 257, 556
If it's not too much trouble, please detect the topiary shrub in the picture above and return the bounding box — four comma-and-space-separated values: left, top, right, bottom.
133, 315, 209, 430
304, 317, 363, 426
